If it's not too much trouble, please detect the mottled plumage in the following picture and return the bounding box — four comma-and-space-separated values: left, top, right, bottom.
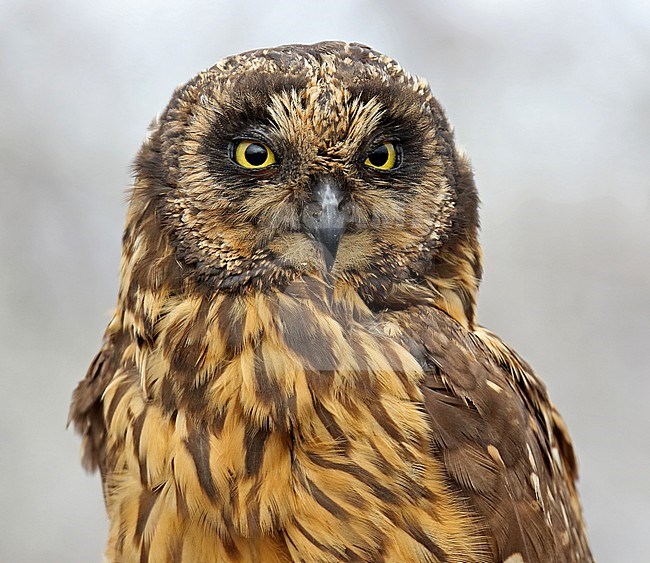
70, 42, 592, 562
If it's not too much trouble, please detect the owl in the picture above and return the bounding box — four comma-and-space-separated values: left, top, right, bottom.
70, 42, 593, 562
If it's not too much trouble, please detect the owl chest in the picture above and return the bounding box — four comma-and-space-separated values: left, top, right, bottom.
169, 327, 427, 527
106, 311, 488, 561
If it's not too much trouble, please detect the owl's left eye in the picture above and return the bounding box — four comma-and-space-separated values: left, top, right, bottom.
232, 140, 277, 169
364, 142, 400, 171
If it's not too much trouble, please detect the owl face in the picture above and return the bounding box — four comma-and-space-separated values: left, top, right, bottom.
136, 42, 476, 294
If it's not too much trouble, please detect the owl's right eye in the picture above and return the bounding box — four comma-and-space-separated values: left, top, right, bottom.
232, 140, 277, 169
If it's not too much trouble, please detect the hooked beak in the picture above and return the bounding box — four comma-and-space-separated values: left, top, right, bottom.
301, 176, 348, 271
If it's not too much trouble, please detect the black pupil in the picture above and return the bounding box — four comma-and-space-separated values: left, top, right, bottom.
368, 144, 389, 167
244, 143, 268, 166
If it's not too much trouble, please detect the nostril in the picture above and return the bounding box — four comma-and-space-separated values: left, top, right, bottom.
339, 201, 354, 222
303, 202, 322, 221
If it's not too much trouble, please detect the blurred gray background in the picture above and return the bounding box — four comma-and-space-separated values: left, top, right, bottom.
1, 0, 648, 561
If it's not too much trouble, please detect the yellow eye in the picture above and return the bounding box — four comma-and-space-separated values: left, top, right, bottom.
364, 142, 399, 170
233, 140, 276, 169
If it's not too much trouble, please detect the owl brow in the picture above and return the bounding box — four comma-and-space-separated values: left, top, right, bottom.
229, 73, 308, 105
214, 83, 308, 137
347, 82, 429, 134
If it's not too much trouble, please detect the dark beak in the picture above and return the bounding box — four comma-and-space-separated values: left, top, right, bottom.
301, 176, 348, 270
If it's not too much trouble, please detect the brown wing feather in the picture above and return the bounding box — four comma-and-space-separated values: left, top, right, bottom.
387, 307, 593, 563
68, 315, 125, 473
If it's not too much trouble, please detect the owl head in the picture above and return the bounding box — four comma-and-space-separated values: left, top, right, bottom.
125, 42, 481, 321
